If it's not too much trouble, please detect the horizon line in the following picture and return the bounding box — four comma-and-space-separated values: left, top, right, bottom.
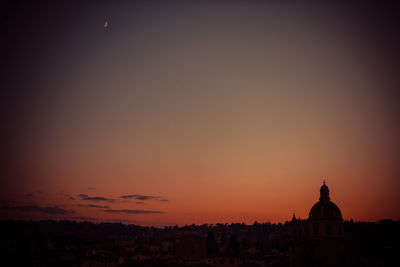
1, 218, 398, 228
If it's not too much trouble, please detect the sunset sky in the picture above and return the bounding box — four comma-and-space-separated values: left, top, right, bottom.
1, 1, 399, 226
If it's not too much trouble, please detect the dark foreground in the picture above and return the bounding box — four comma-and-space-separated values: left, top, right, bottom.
0, 219, 399, 267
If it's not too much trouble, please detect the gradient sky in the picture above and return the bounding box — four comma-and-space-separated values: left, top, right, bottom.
1, 1, 399, 226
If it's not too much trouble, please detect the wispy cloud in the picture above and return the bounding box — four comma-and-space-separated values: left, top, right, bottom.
25, 191, 43, 198
120, 194, 169, 202
77, 204, 110, 209
0, 205, 74, 215
78, 194, 114, 202
103, 209, 164, 214
65, 216, 138, 224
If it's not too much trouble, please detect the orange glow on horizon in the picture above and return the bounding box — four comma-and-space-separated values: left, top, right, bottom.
1, 1, 399, 226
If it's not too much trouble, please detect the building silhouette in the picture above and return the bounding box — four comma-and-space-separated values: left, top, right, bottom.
308, 181, 344, 239
174, 225, 206, 263
290, 182, 357, 267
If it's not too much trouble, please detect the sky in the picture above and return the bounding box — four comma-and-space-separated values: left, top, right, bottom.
1, 1, 399, 226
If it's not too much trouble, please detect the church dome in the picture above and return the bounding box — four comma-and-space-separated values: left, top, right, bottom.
309, 200, 342, 220
307, 181, 344, 239
308, 181, 343, 220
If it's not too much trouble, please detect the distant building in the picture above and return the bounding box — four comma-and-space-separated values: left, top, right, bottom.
290, 181, 355, 267
174, 226, 206, 262
308, 181, 344, 239
288, 213, 304, 241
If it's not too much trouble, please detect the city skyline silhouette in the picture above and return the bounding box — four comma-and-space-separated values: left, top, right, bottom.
2, 2, 400, 265
2, 1, 399, 227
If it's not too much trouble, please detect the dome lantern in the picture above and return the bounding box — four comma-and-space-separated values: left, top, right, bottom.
319, 180, 330, 201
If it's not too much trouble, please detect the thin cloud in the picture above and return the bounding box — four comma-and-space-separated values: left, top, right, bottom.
120, 194, 169, 202
0, 205, 74, 215
78, 194, 114, 202
120, 194, 157, 200
77, 204, 110, 209
103, 209, 164, 214
65, 216, 138, 224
